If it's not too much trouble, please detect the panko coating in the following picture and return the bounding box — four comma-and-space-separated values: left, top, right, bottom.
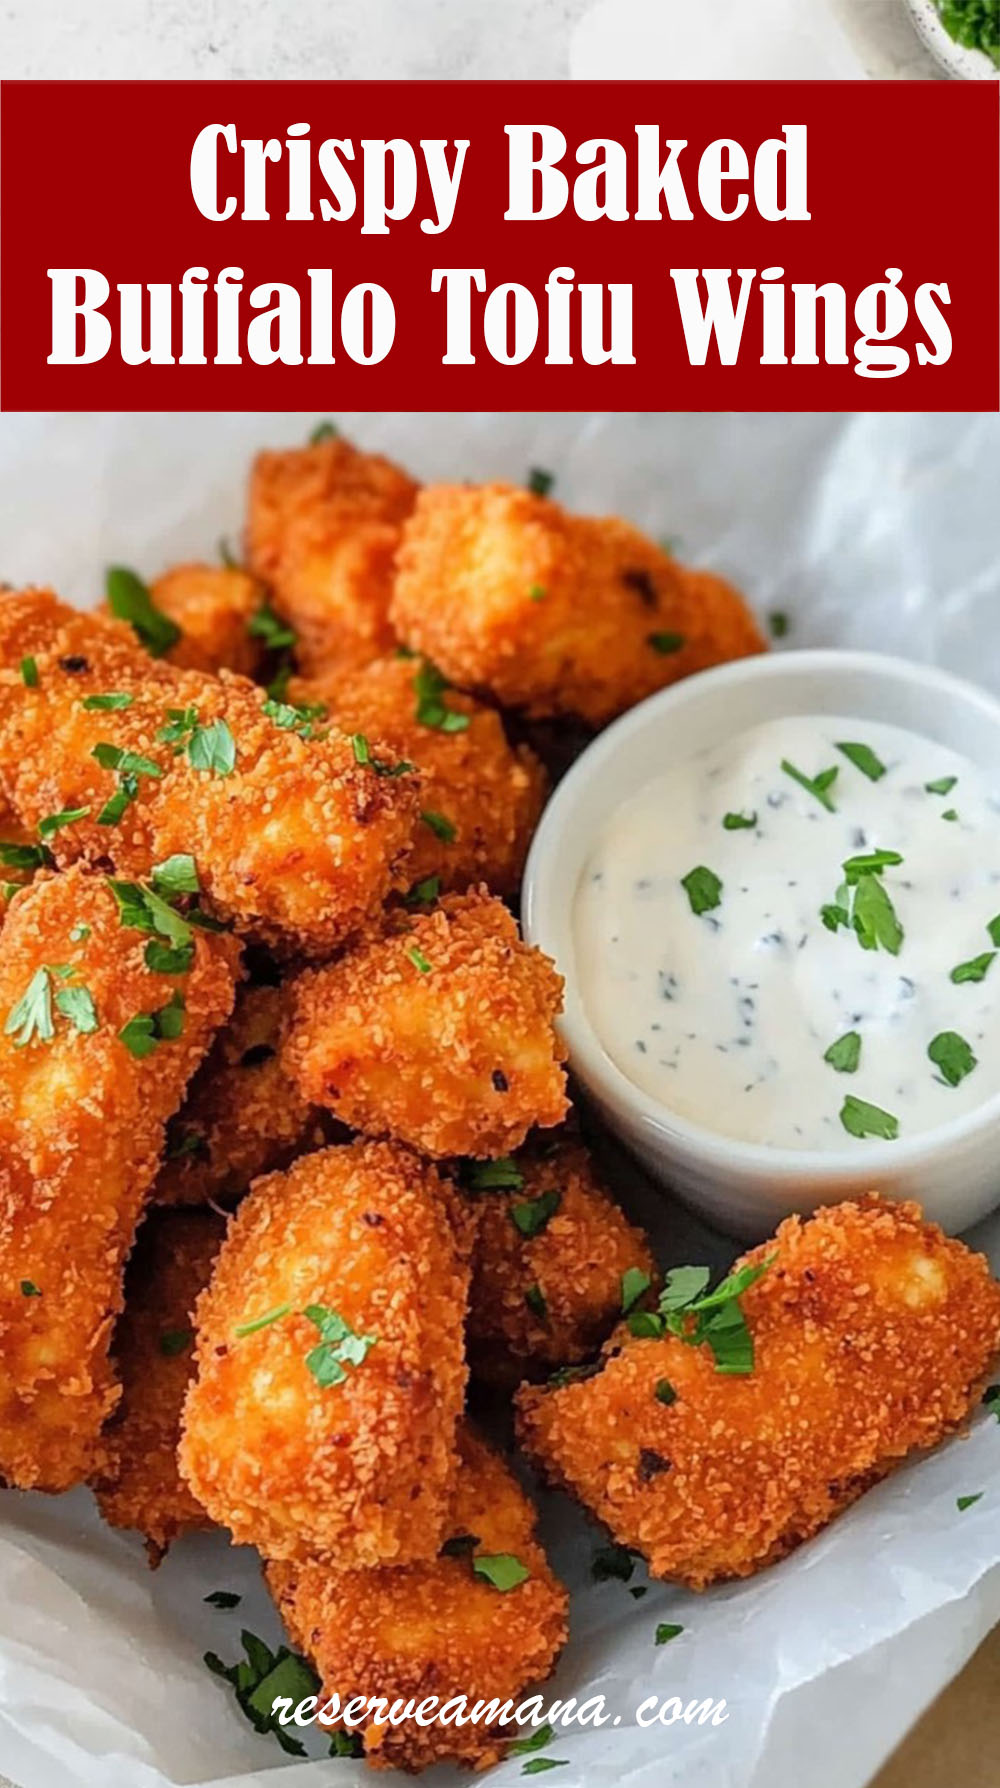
0, 867, 238, 1491
179, 1140, 471, 1566
246, 436, 419, 675
155, 983, 331, 1208
0, 589, 421, 958
265, 1425, 569, 1773
391, 483, 765, 726
147, 563, 266, 678
91, 1209, 225, 1558
464, 1136, 657, 1386
516, 1197, 1000, 1591
284, 889, 569, 1159
288, 655, 547, 897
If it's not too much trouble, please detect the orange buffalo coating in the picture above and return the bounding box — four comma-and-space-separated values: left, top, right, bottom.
284, 890, 568, 1159
517, 1196, 1000, 1591
0, 589, 420, 958
0, 867, 238, 1491
155, 982, 331, 1208
246, 436, 419, 675
179, 1140, 471, 1566
288, 655, 547, 898
265, 1426, 569, 1773
92, 1209, 225, 1558
465, 1135, 657, 1386
148, 563, 266, 678
391, 483, 765, 725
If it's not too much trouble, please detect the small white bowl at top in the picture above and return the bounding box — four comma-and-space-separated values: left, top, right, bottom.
523, 649, 1000, 1240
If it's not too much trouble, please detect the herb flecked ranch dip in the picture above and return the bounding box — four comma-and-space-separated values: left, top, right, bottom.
574, 715, 1000, 1152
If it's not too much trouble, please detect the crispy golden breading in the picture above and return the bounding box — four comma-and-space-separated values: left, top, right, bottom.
154, 983, 331, 1208
285, 890, 569, 1159
0, 867, 238, 1491
179, 1140, 470, 1566
246, 438, 419, 675
149, 563, 266, 677
465, 1137, 657, 1386
265, 1426, 569, 1773
91, 1210, 224, 1557
0, 590, 420, 958
516, 1197, 1000, 1591
289, 657, 547, 897
391, 484, 765, 725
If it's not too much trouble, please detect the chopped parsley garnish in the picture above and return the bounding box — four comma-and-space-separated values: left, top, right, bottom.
466, 1157, 524, 1192
951, 952, 996, 985
511, 1188, 561, 1238
510, 1725, 555, 1757
54, 982, 98, 1034
681, 864, 722, 916
234, 1303, 291, 1338
957, 1493, 983, 1513
421, 808, 456, 842
0, 840, 50, 871
621, 1266, 652, 1312
527, 467, 554, 497
722, 810, 757, 830
521, 1760, 567, 1776
204, 1590, 241, 1609
781, 758, 838, 812
118, 991, 185, 1058
106, 565, 180, 657
413, 661, 470, 733
248, 602, 296, 651
263, 698, 327, 740
988, 915, 1000, 948
38, 805, 90, 837
928, 1030, 977, 1087
20, 655, 38, 687
528, 583, 547, 602
839, 1095, 899, 1141
159, 1329, 193, 1357
654, 1378, 677, 1406
835, 741, 886, 782
20, 1280, 41, 1297
107, 878, 193, 949
309, 420, 338, 443
842, 850, 904, 880
302, 1304, 377, 1388
70, 923, 91, 942
823, 1031, 861, 1074
82, 693, 133, 711
942, 808, 959, 822
4, 968, 53, 1046
188, 718, 236, 776
825, 851, 905, 956
768, 611, 789, 638
151, 853, 200, 897
204, 1632, 319, 1757
647, 631, 685, 655
407, 945, 433, 975
626, 1257, 772, 1375
471, 1553, 530, 1592
145, 939, 195, 975
92, 742, 163, 780
655, 1623, 684, 1646
350, 731, 412, 776
525, 1283, 548, 1320
925, 775, 957, 796
404, 875, 441, 909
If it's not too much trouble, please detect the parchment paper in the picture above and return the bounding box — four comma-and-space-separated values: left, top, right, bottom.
0, 410, 998, 1788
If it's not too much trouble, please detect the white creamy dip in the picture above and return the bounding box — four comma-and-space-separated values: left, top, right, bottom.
574, 715, 1000, 1152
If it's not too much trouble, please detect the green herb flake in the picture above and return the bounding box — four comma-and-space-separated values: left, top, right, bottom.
4, 967, 54, 1047
107, 879, 193, 949
234, 1303, 292, 1338
309, 420, 338, 443
840, 1095, 899, 1141
248, 602, 296, 651
54, 983, 98, 1035
647, 631, 685, 655
835, 741, 886, 782
404, 875, 441, 910
0, 840, 50, 871
92, 742, 163, 781
768, 611, 789, 639
69, 923, 91, 942
851, 874, 904, 956
471, 1553, 530, 1592
262, 697, 328, 740
957, 1493, 983, 1513
781, 758, 838, 812
302, 1304, 377, 1389
159, 1329, 193, 1357
627, 1258, 772, 1377
842, 850, 904, 882
525, 1284, 548, 1320
511, 1189, 562, 1239
621, 1266, 652, 1313
925, 775, 958, 796
413, 661, 470, 734
942, 808, 959, 822
145, 939, 195, 975
466, 1157, 524, 1192
20, 1280, 41, 1297
527, 467, 554, 498
407, 945, 432, 975
20, 655, 39, 687
188, 718, 236, 777
421, 808, 456, 842
204, 1632, 319, 1757
722, 810, 757, 831
38, 805, 91, 838
521, 1760, 567, 1776
951, 952, 996, 986
510, 1725, 555, 1757
106, 565, 180, 658
151, 854, 200, 897
204, 1590, 241, 1609
824, 1031, 861, 1074
528, 583, 547, 602
118, 991, 185, 1058
928, 1030, 977, 1087
681, 864, 722, 916
655, 1378, 677, 1406
655, 1623, 684, 1646
82, 693, 134, 711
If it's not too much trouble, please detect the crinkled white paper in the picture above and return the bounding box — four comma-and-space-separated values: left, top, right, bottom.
0, 411, 999, 1788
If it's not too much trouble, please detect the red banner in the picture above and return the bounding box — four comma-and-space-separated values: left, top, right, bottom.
1, 79, 997, 410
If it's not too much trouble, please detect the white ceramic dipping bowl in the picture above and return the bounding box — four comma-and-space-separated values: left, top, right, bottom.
523, 649, 1000, 1240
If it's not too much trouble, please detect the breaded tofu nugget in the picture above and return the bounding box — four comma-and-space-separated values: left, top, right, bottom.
465, 1136, 656, 1386
0, 867, 238, 1491
179, 1140, 470, 1566
516, 1197, 1000, 1591
289, 656, 547, 897
246, 437, 419, 675
155, 983, 330, 1208
265, 1426, 569, 1772
391, 484, 765, 725
285, 890, 568, 1158
147, 563, 266, 678
91, 1209, 224, 1558
0, 590, 420, 958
